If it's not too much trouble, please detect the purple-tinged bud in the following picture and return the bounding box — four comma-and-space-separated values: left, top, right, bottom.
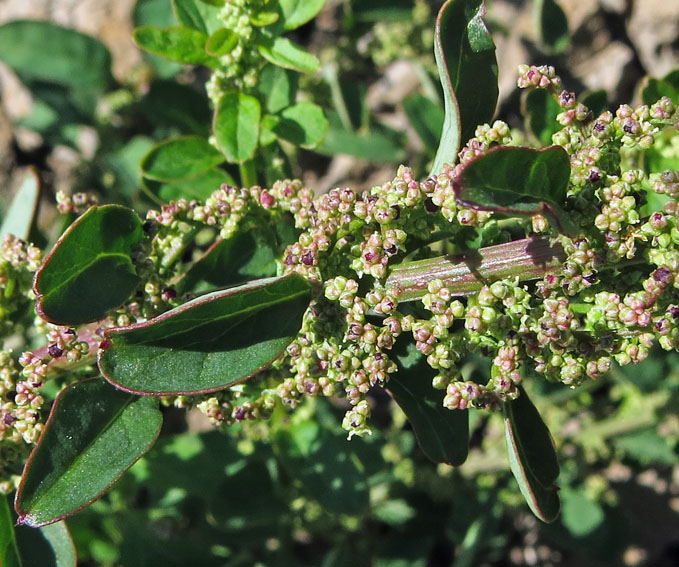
653, 266, 673, 285
424, 197, 439, 213
48, 344, 64, 358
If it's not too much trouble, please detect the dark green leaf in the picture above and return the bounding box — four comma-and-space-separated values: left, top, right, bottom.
534, 0, 569, 53
134, 0, 183, 77
141, 136, 225, 182
99, 275, 311, 395
34, 205, 143, 325
581, 89, 608, 117
143, 166, 234, 203
641, 77, 679, 106
205, 28, 238, 56
1, 168, 40, 241
559, 487, 604, 537
430, 0, 498, 175
141, 80, 212, 135
349, 0, 413, 22
255, 64, 298, 114
15, 378, 162, 527
403, 94, 445, 155
0, 495, 20, 567
213, 92, 261, 163
133, 26, 216, 66
258, 37, 320, 73
523, 88, 562, 146
272, 102, 328, 148
278, 0, 325, 30
389, 343, 469, 465
503, 388, 560, 522
171, 0, 222, 34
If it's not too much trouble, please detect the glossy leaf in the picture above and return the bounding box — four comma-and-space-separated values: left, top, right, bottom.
214, 92, 261, 163
403, 94, 445, 155
390, 343, 469, 465
256, 64, 299, 114
34, 205, 143, 326
172, 0, 222, 34
205, 28, 238, 56
430, 0, 498, 175
141, 136, 225, 182
1, 168, 40, 241
143, 166, 234, 203
278, 0, 325, 30
534, 0, 569, 53
272, 102, 329, 148
503, 388, 560, 522
523, 88, 562, 146
133, 26, 216, 66
99, 275, 311, 395
258, 37, 320, 73
15, 378, 162, 527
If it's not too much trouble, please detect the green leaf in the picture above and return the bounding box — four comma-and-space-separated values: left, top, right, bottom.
255, 64, 298, 114
140, 136, 225, 182
0, 495, 20, 567
205, 28, 238, 56
614, 429, 678, 466
641, 77, 679, 106
372, 499, 417, 526
430, 0, 498, 175
272, 102, 328, 148
581, 89, 608, 117
140, 79, 212, 135
250, 11, 280, 27
1, 168, 40, 241
172, 0, 223, 34
15, 378, 162, 527
0, 20, 112, 94
403, 94, 445, 155
278, 0, 325, 30
534, 0, 569, 53
213, 92, 261, 163
503, 388, 560, 522
559, 487, 604, 537
143, 166, 234, 203
523, 88, 562, 146
34, 205, 143, 326
389, 343, 469, 465
99, 275, 311, 395
134, 0, 183, 77
349, 0, 413, 22
133, 26, 216, 65
258, 37, 320, 73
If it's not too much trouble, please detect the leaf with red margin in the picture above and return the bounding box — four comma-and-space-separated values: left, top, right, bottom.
15, 378, 162, 528
99, 274, 311, 395
503, 387, 560, 522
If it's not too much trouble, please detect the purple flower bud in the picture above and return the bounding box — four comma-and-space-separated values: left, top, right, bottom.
424, 198, 439, 213
48, 343, 64, 358
301, 251, 315, 266
653, 267, 672, 285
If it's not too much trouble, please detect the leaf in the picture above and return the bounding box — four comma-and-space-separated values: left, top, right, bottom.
613, 429, 678, 466
99, 275, 311, 395
278, 0, 325, 30
140, 79, 212, 135
272, 102, 329, 148
349, 0, 413, 22
34, 205, 143, 326
389, 343, 469, 465
641, 77, 679, 106
403, 94, 445, 155
255, 64, 298, 114
0, 496, 20, 567
133, 26, 216, 66
172, 0, 223, 34
559, 487, 604, 537
15, 378, 162, 527
213, 92, 261, 163
523, 88, 562, 146
453, 145, 574, 232
430, 0, 498, 176
534, 0, 569, 53
503, 387, 560, 522
258, 37, 320, 73
205, 28, 238, 56
134, 0, 183, 78
1, 168, 40, 241
140, 136, 225, 182
581, 89, 608, 117
143, 166, 234, 203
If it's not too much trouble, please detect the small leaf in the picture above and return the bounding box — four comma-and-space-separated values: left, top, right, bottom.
534, 0, 569, 53
523, 88, 562, 146
403, 94, 445, 155
560, 487, 604, 537
205, 28, 238, 56
258, 37, 320, 73
141, 79, 212, 135
430, 0, 498, 175
389, 343, 469, 465
34, 205, 143, 325
503, 388, 560, 522
213, 92, 261, 163
143, 166, 234, 203
133, 25, 216, 65
172, 0, 222, 34
250, 11, 280, 27
278, 0, 325, 30
141, 136, 225, 182
1, 168, 40, 241
256, 64, 298, 114
641, 77, 679, 106
99, 275, 311, 395
581, 89, 608, 117
272, 102, 328, 148
15, 378, 162, 527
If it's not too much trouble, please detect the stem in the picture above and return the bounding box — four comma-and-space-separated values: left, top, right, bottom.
239, 159, 257, 188
385, 236, 566, 302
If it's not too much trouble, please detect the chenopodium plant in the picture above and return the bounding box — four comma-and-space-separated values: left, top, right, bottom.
3, 0, 679, 532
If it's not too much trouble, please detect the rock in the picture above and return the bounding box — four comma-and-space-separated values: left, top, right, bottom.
628, 0, 679, 77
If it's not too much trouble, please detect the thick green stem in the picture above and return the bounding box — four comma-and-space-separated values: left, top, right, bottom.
385, 236, 566, 302
239, 159, 258, 188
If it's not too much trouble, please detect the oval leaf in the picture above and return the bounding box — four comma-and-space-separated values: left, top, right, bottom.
99, 275, 311, 395
1, 168, 40, 241
523, 88, 562, 146
258, 37, 320, 73
214, 92, 261, 163
34, 205, 143, 326
205, 28, 238, 56
143, 166, 234, 203
15, 378, 162, 527
133, 25, 216, 65
503, 387, 560, 522
534, 0, 569, 54
172, 0, 222, 34
141, 136, 225, 182
272, 102, 328, 148
389, 344, 469, 465
278, 0, 326, 30
430, 0, 498, 175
